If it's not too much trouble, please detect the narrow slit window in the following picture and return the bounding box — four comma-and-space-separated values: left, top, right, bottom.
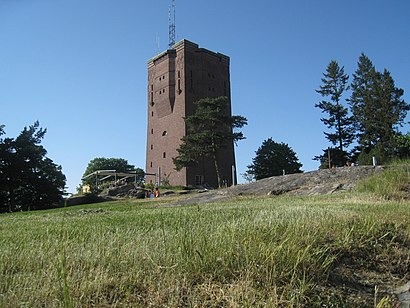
163, 152, 166, 158
195, 175, 204, 186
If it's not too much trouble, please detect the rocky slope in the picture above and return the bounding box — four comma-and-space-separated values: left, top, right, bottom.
170, 166, 385, 206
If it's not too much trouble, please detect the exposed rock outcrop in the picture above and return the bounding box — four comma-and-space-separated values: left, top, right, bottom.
100, 184, 146, 198
65, 194, 112, 207
66, 166, 385, 207
170, 166, 384, 206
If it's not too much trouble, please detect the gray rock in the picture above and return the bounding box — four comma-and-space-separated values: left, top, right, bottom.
65, 194, 111, 206
169, 166, 384, 206
396, 281, 410, 308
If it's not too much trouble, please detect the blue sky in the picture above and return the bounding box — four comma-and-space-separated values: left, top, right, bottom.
1, 0, 409, 193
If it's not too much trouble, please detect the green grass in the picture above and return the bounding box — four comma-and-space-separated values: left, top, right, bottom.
1, 165, 409, 306
355, 159, 410, 200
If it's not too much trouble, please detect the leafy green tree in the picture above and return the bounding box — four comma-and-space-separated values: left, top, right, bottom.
246, 138, 303, 181
81, 157, 144, 192
349, 54, 409, 161
315, 60, 354, 166
173, 96, 247, 188
0, 122, 66, 212
395, 132, 410, 159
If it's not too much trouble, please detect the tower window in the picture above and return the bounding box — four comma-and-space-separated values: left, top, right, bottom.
151, 144, 153, 150
195, 175, 204, 186
151, 111, 154, 117
162, 131, 167, 136
151, 129, 153, 134
150, 162, 153, 168
163, 152, 166, 158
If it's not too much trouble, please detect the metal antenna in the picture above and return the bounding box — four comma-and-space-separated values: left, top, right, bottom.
156, 33, 160, 54
168, 0, 176, 48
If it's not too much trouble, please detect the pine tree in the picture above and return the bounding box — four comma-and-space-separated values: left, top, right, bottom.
349, 54, 409, 161
173, 97, 247, 188
315, 60, 354, 166
349, 54, 376, 147
0, 122, 66, 212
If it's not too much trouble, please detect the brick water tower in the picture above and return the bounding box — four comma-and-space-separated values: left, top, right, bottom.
145, 39, 236, 187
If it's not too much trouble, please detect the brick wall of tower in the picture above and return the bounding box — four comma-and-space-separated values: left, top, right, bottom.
146, 40, 236, 188
146, 48, 186, 186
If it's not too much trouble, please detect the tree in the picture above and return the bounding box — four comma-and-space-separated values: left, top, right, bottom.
0, 122, 66, 212
349, 54, 377, 151
173, 96, 247, 188
81, 157, 144, 192
394, 132, 410, 159
314, 147, 348, 169
0, 125, 10, 211
315, 60, 354, 166
246, 138, 303, 181
349, 54, 409, 161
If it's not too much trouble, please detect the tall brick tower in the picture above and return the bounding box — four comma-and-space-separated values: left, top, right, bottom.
146, 40, 236, 187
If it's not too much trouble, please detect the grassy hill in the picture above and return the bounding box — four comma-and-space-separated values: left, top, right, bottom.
1, 162, 409, 307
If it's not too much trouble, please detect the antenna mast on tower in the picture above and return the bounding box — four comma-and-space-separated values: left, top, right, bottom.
168, 0, 176, 48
